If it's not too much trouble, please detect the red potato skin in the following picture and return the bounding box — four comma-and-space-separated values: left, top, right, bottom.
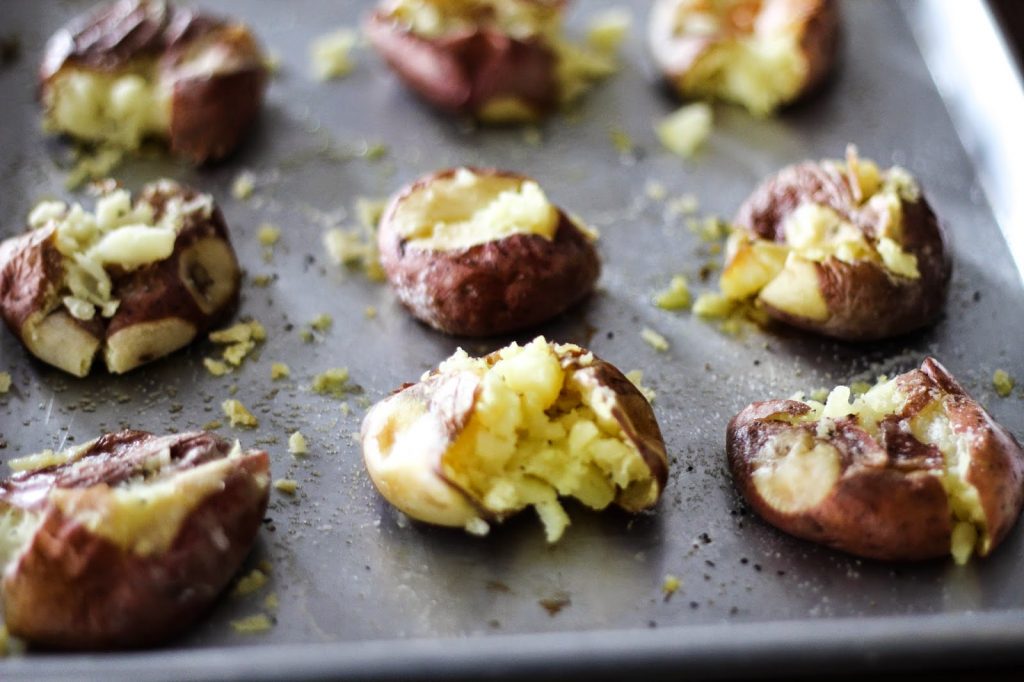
649, 0, 839, 107
0, 431, 270, 650
378, 168, 601, 337
0, 182, 241, 375
735, 160, 952, 341
726, 358, 1024, 561
919, 359, 1024, 552
365, 7, 559, 120
40, 0, 268, 163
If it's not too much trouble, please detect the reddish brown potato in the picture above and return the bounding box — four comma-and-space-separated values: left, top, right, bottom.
727, 358, 1024, 562
361, 337, 668, 542
0, 180, 241, 376
0, 430, 270, 649
365, 0, 613, 122
712, 147, 951, 340
648, 0, 839, 116
40, 0, 268, 162
377, 167, 600, 336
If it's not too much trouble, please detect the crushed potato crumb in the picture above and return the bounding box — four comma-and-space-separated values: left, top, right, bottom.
625, 370, 656, 403
203, 420, 223, 430
232, 171, 256, 199
209, 320, 266, 369
662, 574, 680, 598
688, 216, 727, 242
645, 180, 667, 201
233, 569, 268, 597
263, 593, 280, 611
310, 313, 333, 331
654, 275, 691, 310
204, 358, 230, 377
587, 8, 632, 53
641, 327, 670, 352
993, 369, 1015, 397
258, 223, 281, 246
522, 127, 543, 146
288, 431, 308, 455
667, 194, 700, 216
274, 478, 299, 495
656, 103, 713, 158
0, 371, 11, 394
692, 292, 737, 319
311, 28, 357, 80
312, 367, 351, 396
364, 306, 378, 319
230, 614, 273, 634
222, 399, 258, 428
609, 127, 634, 155
251, 274, 273, 287
271, 362, 291, 380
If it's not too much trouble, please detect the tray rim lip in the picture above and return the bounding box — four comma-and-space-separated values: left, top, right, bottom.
4, 0, 1024, 678
3, 610, 1024, 681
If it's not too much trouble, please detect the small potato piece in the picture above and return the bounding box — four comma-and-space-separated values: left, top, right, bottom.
648, 0, 839, 116
378, 168, 600, 336
726, 358, 1024, 562
365, 0, 613, 122
0, 430, 270, 649
0, 181, 241, 376
361, 337, 668, 542
715, 148, 951, 340
40, 0, 268, 162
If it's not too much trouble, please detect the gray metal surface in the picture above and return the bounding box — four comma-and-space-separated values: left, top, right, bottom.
1, 0, 1023, 678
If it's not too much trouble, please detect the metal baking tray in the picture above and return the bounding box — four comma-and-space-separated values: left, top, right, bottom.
2, 0, 1023, 679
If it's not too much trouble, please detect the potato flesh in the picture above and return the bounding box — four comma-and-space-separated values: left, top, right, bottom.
384, 0, 615, 110
440, 338, 652, 543
29, 186, 212, 322
666, 0, 813, 116
392, 170, 559, 251
47, 445, 261, 557
0, 508, 43, 575
719, 157, 923, 318
752, 430, 840, 514
45, 69, 171, 150
793, 379, 988, 563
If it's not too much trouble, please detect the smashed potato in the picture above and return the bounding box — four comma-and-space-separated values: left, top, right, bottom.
378, 167, 600, 336
0, 181, 241, 376
727, 358, 1024, 562
715, 147, 950, 340
0, 430, 269, 649
361, 337, 668, 542
648, 0, 839, 116
366, 0, 615, 121
40, 0, 268, 162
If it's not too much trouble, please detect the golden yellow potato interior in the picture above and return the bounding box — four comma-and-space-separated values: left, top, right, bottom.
391, 169, 559, 251
751, 430, 840, 514
27, 183, 214, 324
665, 0, 811, 115
0, 507, 43, 573
440, 338, 655, 542
716, 149, 922, 319
790, 377, 988, 563
44, 68, 171, 150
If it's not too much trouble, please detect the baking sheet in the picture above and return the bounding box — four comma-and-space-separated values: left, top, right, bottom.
1, 0, 1023, 679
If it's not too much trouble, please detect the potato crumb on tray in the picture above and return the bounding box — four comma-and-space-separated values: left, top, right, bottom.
230, 614, 273, 634
641, 327, 670, 352
222, 399, 258, 428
